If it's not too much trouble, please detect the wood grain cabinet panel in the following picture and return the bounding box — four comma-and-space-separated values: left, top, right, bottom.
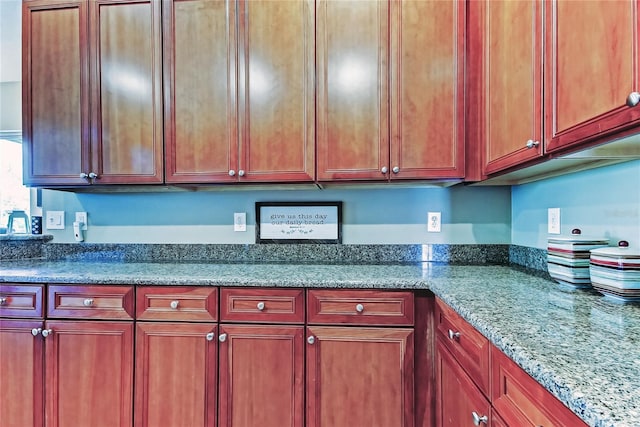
544, 0, 640, 152
218, 324, 304, 427
0, 284, 44, 318
469, 0, 544, 176
0, 319, 45, 427
44, 320, 134, 427
89, 0, 163, 184
390, 0, 465, 180
22, 0, 90, 186
316, 0, 389, 181
308, 289, 414, 326
135, 322, 218, 427
435, 339, 491, 427
220, 287, 304, 324
136, 286, 218, 322
491, 346, 588, 427
306, 326, 414, 427
435, 297, 490, 396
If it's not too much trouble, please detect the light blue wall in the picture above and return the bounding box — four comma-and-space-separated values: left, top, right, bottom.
511, 160, 640, 249
41, 185, 512, 244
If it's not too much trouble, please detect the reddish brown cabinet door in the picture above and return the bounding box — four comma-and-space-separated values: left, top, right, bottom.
22, 0, 91, 186
0, 319, 45, 427
469, 0, 543, 175
89, 0, 163, 184
218, 324, 304, 427
545, 0, 640, 153
44, 320, 133, 427
135, 322, 218, 427
435, 339, 491, 427
306, 326, 414, 427
237, 0, 315, 182
390, 0, 465, 180
163, 0, 238, 183
316, 0, 389, 181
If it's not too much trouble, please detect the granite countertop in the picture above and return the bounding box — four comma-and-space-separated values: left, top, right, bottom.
1, 260, 639, 427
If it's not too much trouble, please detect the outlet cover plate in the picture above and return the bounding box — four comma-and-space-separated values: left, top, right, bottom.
234, 212, 247, 232
46, 211, 65, 230
548, 208, 561, 234
427, 212, 441, 232
75, 212, 88, 230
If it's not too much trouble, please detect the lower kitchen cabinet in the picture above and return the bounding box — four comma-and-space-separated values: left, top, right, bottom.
306, 326, 414, 427
218, 324, 304, 427
0, 319, 44, 427
44, 320, 134, 427
435, 338, 491, 427
134, 322, 217, 427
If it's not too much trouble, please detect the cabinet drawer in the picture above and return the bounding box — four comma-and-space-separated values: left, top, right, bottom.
47, 285, 134, 320
0, 284, 44, 319
435, 297, 490, 396
220, 288, 304, 324
307, 289, 414, 326
491, 346, 588, 427
136, 286, 217, 321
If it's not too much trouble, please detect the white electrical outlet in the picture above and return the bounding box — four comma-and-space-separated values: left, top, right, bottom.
45, 211, 65, 230
427, 212, 441, 232
234, 212, 246, 232
75, 212, 88, 230
548, 208, 561, 234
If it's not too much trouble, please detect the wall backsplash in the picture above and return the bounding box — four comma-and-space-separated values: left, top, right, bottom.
39, 185, 511, 245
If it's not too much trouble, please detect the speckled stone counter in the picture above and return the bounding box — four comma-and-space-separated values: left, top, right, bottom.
1, 260, 638, 427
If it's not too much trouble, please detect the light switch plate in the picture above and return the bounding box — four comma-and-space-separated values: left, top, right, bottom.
75, 212, 88, 230
46, 211, 65, 230
234, 212, 246, 232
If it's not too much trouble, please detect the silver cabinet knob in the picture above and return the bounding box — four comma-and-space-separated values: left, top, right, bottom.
83, 298, 94, 307
218, 333, 227, 342
257, 301, 265, 311
238, 170, 245, 177
41, 329, 53, 338
381, 166, 388, 174
0, 297, 7, 306
355, 303, 364, 313
31, 328, 42, 336
307, 336, 315, 345
472, 411, 488, 426
448, 329, 461, 340
228, 170, 236, 177
206, 332, 215, 341
392, 166, 400, 174
525, 139, 540, 149
627, 91, 640, 107
88, 172, 98, 179
170, 300, 179, 309
79, 172, 89, 179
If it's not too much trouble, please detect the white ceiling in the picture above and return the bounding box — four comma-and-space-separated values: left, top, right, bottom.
0, 0, 21, 82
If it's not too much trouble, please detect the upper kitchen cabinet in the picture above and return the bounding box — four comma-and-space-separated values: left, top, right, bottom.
317, 0, 465, 182
544, 0, 640, 153
89, 0, 163, 184
389, 0, 465, 180
22, 0, 90, 186
22, 0, 163, 186
164, 0, 314, 184
469, 0, 544, 176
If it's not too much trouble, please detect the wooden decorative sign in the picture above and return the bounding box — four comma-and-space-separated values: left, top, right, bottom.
256, 202, 342, 244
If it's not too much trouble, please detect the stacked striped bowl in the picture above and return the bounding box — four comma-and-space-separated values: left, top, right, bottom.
590, 241, 640, 303
547, 229, 609, 288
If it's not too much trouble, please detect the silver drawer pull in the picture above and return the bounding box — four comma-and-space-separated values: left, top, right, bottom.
472, 411, 488, 426
170, 300, 179, 309
307, 336, 315, 345
257, 301, 265, 311
355, 303, 364, 313
83, 298, 94, 307
448, 329, 461, 340
206, 332, 215, 341
31, 328, 42, 336
41, 329, 53, 338
0, 297, 7, 306
219, 333, 227, 343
